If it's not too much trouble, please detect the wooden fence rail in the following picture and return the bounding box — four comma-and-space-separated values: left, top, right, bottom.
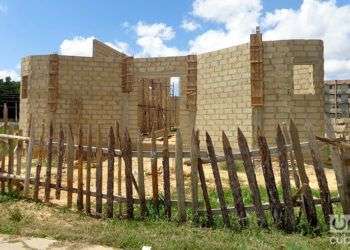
0, 118, 344, 233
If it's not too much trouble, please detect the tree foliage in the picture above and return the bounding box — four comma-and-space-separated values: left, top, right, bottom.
0, 76, 20, 105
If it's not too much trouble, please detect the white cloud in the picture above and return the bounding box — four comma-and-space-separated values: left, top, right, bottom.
60, 36, 95, 57
60, 36, 130, 56
135, 21, 185, 57
189, 0, 262, 53
181, 19, 200, 31
0, 69, 20, 81
262, 0, 350, 79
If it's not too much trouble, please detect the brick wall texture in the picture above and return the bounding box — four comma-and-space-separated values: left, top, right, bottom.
19, 38, 325, 150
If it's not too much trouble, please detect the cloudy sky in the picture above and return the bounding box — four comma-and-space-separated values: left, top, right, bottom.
0, 0, 349, 81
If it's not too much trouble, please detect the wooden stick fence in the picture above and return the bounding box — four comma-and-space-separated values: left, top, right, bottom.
0, 118, 344, 233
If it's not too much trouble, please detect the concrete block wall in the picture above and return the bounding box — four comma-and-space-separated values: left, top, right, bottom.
263, 40, 324, 144
20, 55, 123, 145
195, 44, 252, 150
20, 56, 50, 136
19, 37, 325, 150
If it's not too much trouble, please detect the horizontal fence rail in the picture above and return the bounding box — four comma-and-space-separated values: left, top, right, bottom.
0, 117, 345, 233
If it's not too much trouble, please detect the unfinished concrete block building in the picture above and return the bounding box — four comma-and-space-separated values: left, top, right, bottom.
19, 30, 325, 149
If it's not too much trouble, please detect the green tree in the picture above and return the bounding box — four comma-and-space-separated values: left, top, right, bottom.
0, 76, 20, 105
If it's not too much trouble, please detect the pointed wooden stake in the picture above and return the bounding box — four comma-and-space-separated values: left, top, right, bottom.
206, 132, 230, 227
276, 125, 295, 232
222, 131, 247, 227
44, 121, 53, 203
237, 127, 267, 228
289, 119, 318, 228
106, 127, 115, 218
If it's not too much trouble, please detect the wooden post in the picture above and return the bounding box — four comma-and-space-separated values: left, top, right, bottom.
276, 125, 295, 232
206, 132, 230, 227
106, 127, 115, 218
281, 123, 301, 189
195, 131, 213, 226
115, 121, 123, 217
44, 122, 54, 202
86, 124, 92, 214
325, 118, 350, 214
23, 119, 34, 196
151, 125, 159, 211
222, 131, 247, 226
289, 119, 318, 227
15, 130, 23, 175
190, 129, 199, 221
66, 125, 74, 208
175, 130, 186, 222
77, 126, 84, 211
306, 123, 333, 223
0, 103, 8, 192
237, 128, 267, 228
162, 126, 171, 219
137, 131, 147, 217
95, 125, 103, 215
55, 125, 65, 199
33, 123, 45, 201
122, 128, 133, 219
257, 130, 283, 227
0, 147, 5, 193
7, 126, 15, 192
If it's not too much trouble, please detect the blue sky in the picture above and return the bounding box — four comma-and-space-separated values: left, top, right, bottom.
0, 0, 350, 80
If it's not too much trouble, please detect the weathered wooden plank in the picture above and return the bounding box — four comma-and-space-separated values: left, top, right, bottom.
222, 131, 247, 227
257, 130, 283, 227
306, 122, 333, 224
23, 119, 34, 196
276, 125, 295, 232
15, 130, 23, 178
122, 128, 133, 219
106, 127, 115, 218
44, 122, 53, 202
175, 130, 186, 222
33, 123, 45, 201
282, 123, 301, 189
115, 121, 122, 217
162, 126, 171, 219
237, 127, 267, 228
1, 103, 9, 192
289, 119, 318, 227
7, 126, 14, 192
0, 146, 5, 192
137, 131, 147, 217
95, 125, 103, 214
198, 197, 340, 215
151, 125, 159, 211
55, 125, 65, 199
86, 124, 92, 214
206, 132, 230, 227
325, 118, 350, 214
66, 125, 75, 208
190, 129, 199, 221
77, 126, 84, 211
195, 131, 213, 226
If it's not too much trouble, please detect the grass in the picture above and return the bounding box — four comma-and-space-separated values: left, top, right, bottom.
0, 192, 346, 249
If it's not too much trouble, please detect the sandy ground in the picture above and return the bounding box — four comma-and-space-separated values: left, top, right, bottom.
24, 154, 338, 208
